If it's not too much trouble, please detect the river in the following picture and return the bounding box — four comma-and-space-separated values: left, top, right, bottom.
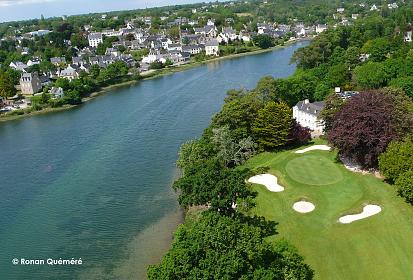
0, 41, 307, 280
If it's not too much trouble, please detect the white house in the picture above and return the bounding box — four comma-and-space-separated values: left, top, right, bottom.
216, 33, 228, 44
50, 87, 64, 99
316, 24, 327, 34
205, 39, 219, 56
134, 30, 148, 43
167, 43, 182, 52
257, 23, 274, 35
194, 25, 218, 38
405, 31, 412, 43
27, 57, 41, 67
50, 56, 66, 66
222, 27, 238, 41
182, 44, 204, 55
88, 32, 103, 47
141, 49, 167, 64
9, 61, 28, 72
160, 38, 172, 49
58, 66, 79, 80
293, 99, 325, 135
295, 24, 306, 37
388, 2, 398, 9
239, 30, 252, 42
217, 27, 238, 43
102, 29, 122, 37
207, 19, 215, 26
28, 29, 51, 37
370, 4, 379, 11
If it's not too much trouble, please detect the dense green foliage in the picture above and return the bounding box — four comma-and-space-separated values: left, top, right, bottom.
253, 34, 274, 49
289, 6, 413, 100
147, 211, 314, 280
379, 135, 413, 183
212, 90, 263, 141
319, 93, 344, 133
379, 135, 413, 204
0, 71, 16, 98
395, 171, 413, 205
212, 126, 257, 167
390, 77, 413, 99
252, 101, 292, 149
173, 159, 255, 213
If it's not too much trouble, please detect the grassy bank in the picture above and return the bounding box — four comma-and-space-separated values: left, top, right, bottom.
0, 38, 310, 123
242, 140, 413, 280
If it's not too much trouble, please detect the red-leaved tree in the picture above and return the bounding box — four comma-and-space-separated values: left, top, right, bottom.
328, 89, 413, 168
288, 119, 312, 146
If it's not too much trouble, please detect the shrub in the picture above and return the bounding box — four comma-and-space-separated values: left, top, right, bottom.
288, 120, 311, 146
395, 171, 413, 205
379, 135, 413, 183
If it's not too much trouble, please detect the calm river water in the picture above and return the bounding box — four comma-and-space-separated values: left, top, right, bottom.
0, 41, 307, 279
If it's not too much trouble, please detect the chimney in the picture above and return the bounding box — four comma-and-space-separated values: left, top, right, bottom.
304, 99, 309, 104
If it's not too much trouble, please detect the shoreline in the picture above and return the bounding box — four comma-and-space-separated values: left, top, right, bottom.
0, 38, 311, 123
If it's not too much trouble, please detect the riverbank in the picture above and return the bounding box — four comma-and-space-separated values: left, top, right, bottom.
0, 38, 311, 123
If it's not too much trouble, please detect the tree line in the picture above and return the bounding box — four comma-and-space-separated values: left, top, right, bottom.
147, 78, 314, 279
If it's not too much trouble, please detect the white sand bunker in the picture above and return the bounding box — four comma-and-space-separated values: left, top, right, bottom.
339, 205, 382, 224
248, 174, 284, 192
295, 145, 331, 154
293, 201, 315, 213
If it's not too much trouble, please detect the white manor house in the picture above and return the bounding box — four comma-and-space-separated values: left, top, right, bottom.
293, 99, 325, 134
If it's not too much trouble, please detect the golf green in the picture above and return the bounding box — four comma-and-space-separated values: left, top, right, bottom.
286, 155, 343, 185
242, 142, 413, 280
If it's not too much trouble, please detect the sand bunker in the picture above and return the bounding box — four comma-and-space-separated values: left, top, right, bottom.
248, 174, 284, 192
295, 145, 331, 154
339, 205, 382, 224
293, 201, 315, 213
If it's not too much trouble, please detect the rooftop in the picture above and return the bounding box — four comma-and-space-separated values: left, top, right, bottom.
295, 99, 325, 116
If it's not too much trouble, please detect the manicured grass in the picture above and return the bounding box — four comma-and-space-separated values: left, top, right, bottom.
242, 141, 413, 280
285, 155, 343, 185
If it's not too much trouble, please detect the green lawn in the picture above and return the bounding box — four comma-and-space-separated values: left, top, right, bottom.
242, 142, 413, 280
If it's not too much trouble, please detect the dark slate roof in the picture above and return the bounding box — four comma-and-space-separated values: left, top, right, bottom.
205, 39, 219, 46
182, 44, 203, 51
88, 32, 102, 40
295, 100, 325, 116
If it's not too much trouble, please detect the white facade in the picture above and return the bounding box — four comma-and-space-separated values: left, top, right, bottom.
293, 99, 325, 134
205, 40, 219, 56
88, 33, 103, 47
316, 24, 327, 34
182, 45, 203, 55
405, 31, 412, 43
102, 29, 122, 37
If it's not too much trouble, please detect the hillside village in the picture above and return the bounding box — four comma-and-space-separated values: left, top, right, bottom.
0, 0, 411, 115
